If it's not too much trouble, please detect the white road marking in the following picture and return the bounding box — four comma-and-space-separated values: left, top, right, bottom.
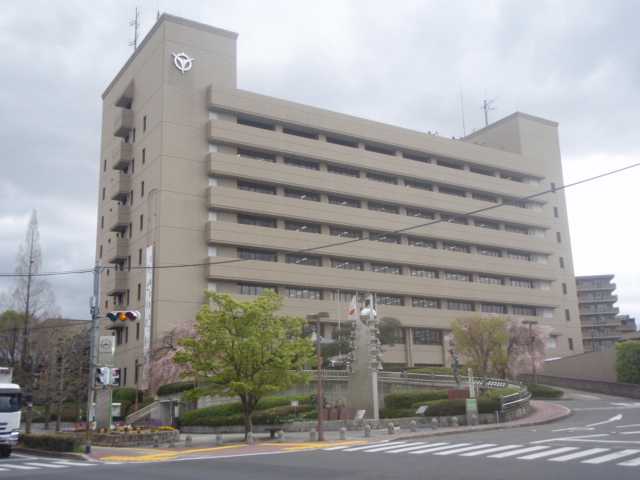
611, 403, 640, 407
51, 461, 97, 467
617, 424, 640, 429
552, 427, 594, 432
517, 447, 579, 460
587, 414, 622, 427
461, 445, 523, 457
581, 449, 640, 464
620, 431, 640, 435
385, 443, 439, 453
531, 433, 610, 444
548, 448, 610, 462
361, 443, 415, 453
24, 462, 67, 468
488, 446, 550, 458
618, 456, 640, 467
343, 441, 406, 452
408, 444, 464, 454
434, 444, 497, 456
571, 394, 600, 399
0, 464, 39, 470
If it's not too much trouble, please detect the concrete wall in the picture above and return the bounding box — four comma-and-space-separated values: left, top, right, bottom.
520, 374, 640, 400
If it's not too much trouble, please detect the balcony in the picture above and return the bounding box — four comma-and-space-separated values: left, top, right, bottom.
110, 173, 131, 201
112, 141, 132, 171
113, 108, 134, 138
579, 306, 620, 315
105, 270, 127, 296
106, 237, 128, 264
108, 204, 130, 233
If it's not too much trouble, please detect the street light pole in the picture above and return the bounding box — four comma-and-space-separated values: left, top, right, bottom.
307, 312, 330, 441
523, 320, 539, 386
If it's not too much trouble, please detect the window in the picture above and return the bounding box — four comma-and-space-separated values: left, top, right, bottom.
137, 283, 141, 301
441, 214, 468, 225
138, 248, 142, 265
128, 223, 133, 238
556, 232, 562, 243
511, 279, 534, 289
439, 186, 466, 197
410, 267, 437, 278
413, 329, 443, 345
470, 166, 494, 176
472, 193, 498, 203
237, 215, 276, 228
285, 221, 321, 233
365, 144, 394, 156
406, 209, 435, 219
568, 337, 574, 350
238, 284, 277, 295
513, 306, 537, 316
130, 190, 134, 206
404, 180, 433, 191
283, 127, 317, 139
448, 301, 474, 311
326, 137, 357, 148
238, 181, 276, 195
501, 173, 524, 183
367, 173, 397, 184
238, 249, 278, 262
285, 189, 320, 202
103, 159, 107, 172
329, 196, 360, 208
437, 160, 463, 170
140, 181, 144, 197
505, 224, 528, 235
237, 117, 275, 131
369, 233, 400, 244
479, 276, 503, 285
477, 247, 502, 257
327, 165, 359, 177
332, 291, 360, 303
403, 152, 431, 163
482, 304, 506, 314
329, 227, 361, 239
99, 245, 102, 258
559, 257, 565, 268
444, 272, 471, 282
142, 148, 146, 164
237, 148, 276, 162
284, 157, 319, 170
412, 298, 439, 309
474, 220, 500, 230
372, 264, 401, 275
131, 158, 135, 174
377, 295, 403, 306
140, 214, 144, 231
553, 206, 559, 218
285, 287, 322, 299
331, 259, 362, 270
551, 182, 556, 193
408, 238, 436, 249
286, 254, 321, 266
507, 251, 531, 261
102, 187, 105, 200
136, 323, 140, 340
443, 243, 470, 253
143, 115, 147, 132
132, 128, 136, 142
368, 202, 399, 214
562, 283, 568, 294
101, 216, 104, 229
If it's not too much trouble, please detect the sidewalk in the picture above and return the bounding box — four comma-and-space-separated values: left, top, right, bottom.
34, 400, 569, 462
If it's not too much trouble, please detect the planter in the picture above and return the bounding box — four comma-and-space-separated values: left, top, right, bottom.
89, 430, 180, 447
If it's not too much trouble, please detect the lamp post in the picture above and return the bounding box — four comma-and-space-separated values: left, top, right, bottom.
522, 320, 539, 386
307, 312, 330, 441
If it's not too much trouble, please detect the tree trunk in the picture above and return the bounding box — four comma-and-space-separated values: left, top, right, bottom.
56, 398, 63, 432
243, 410, 253, 440
43, 403, 51, 430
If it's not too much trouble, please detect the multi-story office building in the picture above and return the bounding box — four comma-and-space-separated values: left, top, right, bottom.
96, 15, 583, 388
576, 275, 637, 351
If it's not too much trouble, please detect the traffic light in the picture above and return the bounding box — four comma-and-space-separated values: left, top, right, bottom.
94, 367, 110, 388
110, 367, 121, 387
106, 310, 141, 322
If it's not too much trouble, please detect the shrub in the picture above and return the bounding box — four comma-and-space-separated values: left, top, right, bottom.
156, 381, 196, 396
487, 388, 521, 400
379, 408, 416, 419
524, 384, 563, 399
113, 387, 143, 404
384, 390, 449, 409
406, 366, 455, 375
252, 405, 314, 424
19, 433, 83, 453
421, 397, 501, 416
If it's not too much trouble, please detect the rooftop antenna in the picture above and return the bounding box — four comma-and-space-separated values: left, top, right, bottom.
481, 88, 498, 127
130, 6, 140, 50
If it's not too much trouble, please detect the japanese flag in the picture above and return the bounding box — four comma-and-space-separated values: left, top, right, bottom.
348, 295, 358, 320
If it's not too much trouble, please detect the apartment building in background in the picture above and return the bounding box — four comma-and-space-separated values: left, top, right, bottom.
95, 15, 584, 388
576, 274, 637, 351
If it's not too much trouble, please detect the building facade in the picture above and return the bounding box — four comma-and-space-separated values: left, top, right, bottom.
96, 15, 584, 388
576, 274, 637, 351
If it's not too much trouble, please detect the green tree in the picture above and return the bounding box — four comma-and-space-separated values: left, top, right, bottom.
447, 316, 510, 384
173, 290, 315, 438
615, 341, 640, 384
378, 317, 404, 347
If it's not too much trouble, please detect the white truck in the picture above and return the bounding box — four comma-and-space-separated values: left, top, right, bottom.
0, 368, 21, 458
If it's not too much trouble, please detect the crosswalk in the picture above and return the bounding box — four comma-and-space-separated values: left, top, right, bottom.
0, 459, 97, 473
323, 441, 640, 467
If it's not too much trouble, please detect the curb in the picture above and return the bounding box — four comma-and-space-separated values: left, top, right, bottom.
13, 447, 93, 462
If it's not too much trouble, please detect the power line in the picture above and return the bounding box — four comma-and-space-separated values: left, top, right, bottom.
0, 161, 638, 278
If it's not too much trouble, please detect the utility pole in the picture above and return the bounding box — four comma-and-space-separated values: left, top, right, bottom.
85, 261, 101, 453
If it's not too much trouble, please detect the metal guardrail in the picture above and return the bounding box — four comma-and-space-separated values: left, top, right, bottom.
500, 387, 532, 411
126, 400, 159, 425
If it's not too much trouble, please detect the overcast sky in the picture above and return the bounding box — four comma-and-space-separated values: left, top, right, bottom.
0, 0, 638, 327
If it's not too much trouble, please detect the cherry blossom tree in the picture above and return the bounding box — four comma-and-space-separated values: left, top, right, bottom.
505, 317, 552, 381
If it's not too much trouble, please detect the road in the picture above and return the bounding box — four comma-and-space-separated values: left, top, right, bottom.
1, 389, 639, 480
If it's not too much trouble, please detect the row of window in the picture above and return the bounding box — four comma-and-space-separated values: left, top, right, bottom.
233, 116, 541, 187
235, 215, 551, 265
235, 284, 543, 316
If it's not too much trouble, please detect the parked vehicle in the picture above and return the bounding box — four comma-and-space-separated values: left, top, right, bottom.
0, 368, 22, 458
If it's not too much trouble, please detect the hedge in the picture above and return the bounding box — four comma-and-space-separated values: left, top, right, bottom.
156, 381, 196, 396
406, 366, 456, 375
113, 387, 143, 404
19, 433, 84, 453
524, 384, 563, 399
384, 390, 449, 409
487, 387, 521, 400
379, 408, 416, 419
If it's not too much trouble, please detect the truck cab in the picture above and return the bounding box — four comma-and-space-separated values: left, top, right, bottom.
0, 368, 21, 458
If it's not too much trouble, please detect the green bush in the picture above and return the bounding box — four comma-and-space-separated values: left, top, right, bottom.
113, 387, 143, 404
251, 405, 314, 424
615, 341, 640, 384
384, 390, 449, 409
379, 408, 416, 419
487, 388, 521, 400
524, 384, 563, 399
156, 381, 196, 396
421, 397, 502, 416
406, 366, 455, 375
19, 433, 83, 453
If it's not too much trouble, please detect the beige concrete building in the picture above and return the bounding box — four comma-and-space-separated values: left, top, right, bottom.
576, 274, 637, 351
96, 15, 583, 389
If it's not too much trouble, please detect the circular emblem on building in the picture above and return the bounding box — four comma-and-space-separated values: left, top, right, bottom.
172, 52, 194, 74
